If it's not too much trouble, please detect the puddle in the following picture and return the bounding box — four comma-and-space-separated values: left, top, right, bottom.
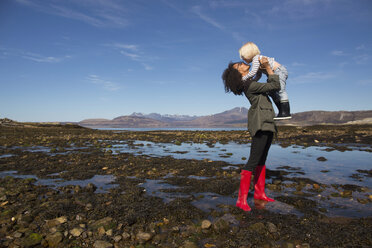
0, 154, 14, 158
139, 179, 188, 203
108, 140, 372, 188
0, 171, 117, 193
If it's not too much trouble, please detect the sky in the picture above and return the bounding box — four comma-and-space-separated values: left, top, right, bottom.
0, 0, 372, 122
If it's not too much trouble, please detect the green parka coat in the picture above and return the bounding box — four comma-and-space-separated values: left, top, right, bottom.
244, 74, 281, 136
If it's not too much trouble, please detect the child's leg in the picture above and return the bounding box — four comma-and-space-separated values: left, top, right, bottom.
273, 66, 291, 119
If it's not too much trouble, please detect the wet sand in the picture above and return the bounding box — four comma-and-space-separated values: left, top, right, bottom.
0, 123, 371, 247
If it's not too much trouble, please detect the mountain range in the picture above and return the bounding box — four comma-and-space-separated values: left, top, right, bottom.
78, 108, 372, 128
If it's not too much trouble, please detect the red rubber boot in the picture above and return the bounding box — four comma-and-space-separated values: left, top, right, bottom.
236, 170, 252, 211
254, 165, 274, 202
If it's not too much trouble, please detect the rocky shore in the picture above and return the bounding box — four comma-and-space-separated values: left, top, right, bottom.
0, 123, 371, 247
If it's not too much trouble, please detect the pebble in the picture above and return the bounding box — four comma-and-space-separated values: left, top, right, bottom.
201, 220, 212, 229
45, 216, 68, 228
93, 240, 113, 248
113, 235, 122, 242
266, 222, 277, 233
249, 222, 266, 234
122, 231, 131, 240
213, 218, 229, 233
136, 230, 153, 243
70, 227, 84, 237
182, 240, 199, 248
45, 232, 63, 247
317, 156, 327, 162
106, 229, 113, 236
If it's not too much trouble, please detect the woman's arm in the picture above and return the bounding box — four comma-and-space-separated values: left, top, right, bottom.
247, 57, 279, 93
247, 75, 280, 93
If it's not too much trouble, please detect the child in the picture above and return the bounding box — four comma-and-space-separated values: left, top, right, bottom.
239, 42, 291, 120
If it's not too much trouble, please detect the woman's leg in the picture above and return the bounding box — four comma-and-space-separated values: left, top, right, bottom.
254, 131, 275, 202
243, 131, 270, 172
237, 131, 269, 211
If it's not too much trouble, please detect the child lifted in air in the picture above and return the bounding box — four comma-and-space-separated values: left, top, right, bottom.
239, 42, 291, 120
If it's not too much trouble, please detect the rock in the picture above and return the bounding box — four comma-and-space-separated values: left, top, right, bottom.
220, 213, 239, 225
201, 220, 212, 229
70, 227, 84, 237
76, 214, 85, 221
93, 240, 113, 248
273, 180, 282, 185
136, 230, 153, 243
13, 231, 22, 238
341, 190, 352, 198
317, 156, 327, 162
122, 231, 131, 240
45, 232, 63, 247
86, 183, 97, 192
45, 216, 67, 228
85, 203, 93, 211
98, 226, 106, 236
357, 198, 369, 204
181, 240, 199, 248
213, 218, 229, 233
106, 229, 113, 236
266, 222, 277, 233
21, 233, 43, 247
91, 217, 114, 231
113, 235, 122, 242
74, 185, 82, 193
249, 222, 266, 234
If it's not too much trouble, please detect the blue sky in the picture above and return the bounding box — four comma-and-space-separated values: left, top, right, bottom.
1, 0, 371, 122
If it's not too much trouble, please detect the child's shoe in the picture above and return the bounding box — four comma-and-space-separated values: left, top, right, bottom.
274, 102, 292, 120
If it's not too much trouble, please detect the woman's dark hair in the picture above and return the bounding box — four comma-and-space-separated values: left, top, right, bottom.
222, 62, 250, 96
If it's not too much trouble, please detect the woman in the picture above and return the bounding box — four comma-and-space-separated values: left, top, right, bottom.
221, 57, 280, 211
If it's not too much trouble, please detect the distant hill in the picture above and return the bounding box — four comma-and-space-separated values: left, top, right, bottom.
78, 108, 372, 128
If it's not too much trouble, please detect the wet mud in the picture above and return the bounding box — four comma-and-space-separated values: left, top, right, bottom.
0, 123, 371, 247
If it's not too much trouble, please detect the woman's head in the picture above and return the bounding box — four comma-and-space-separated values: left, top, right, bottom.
222, 62, 250, 95
239, 42, 260, 62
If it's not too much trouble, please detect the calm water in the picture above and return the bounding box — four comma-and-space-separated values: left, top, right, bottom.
109, 140, 372, 187
96, 127, 246, 131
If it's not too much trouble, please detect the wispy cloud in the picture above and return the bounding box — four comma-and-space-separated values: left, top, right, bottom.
356, 44, 366, 50
331, 50, 347, 56
0, 47, 70, 63
353, 54, 369, 64
106, 43, 154, 70
87, 75, 120, 91
191, 5, 224, 30
290, 71, 335, 84
291, 62, 306, 67
15, 0, 129, 28
266, 0, 334, 19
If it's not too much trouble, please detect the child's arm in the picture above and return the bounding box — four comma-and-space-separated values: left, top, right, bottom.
242, 55, 260, 81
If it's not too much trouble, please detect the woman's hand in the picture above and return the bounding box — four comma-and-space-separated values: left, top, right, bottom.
259, 57, 274, 75
259, 57, 269, 67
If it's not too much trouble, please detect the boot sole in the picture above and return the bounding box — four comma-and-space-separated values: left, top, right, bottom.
274, 116, 292, 120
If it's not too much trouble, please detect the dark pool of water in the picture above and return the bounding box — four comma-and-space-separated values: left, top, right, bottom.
0, 170, 117, 193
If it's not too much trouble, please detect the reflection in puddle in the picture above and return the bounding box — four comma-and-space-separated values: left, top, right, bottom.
0, 171, 117, 193
0, 154, 14, 158
109, 140, 372, 188
140, 179, 188, 203
138, 176, 308, 216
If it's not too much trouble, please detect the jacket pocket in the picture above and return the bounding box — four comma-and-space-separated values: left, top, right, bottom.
259, 106, 274, 123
